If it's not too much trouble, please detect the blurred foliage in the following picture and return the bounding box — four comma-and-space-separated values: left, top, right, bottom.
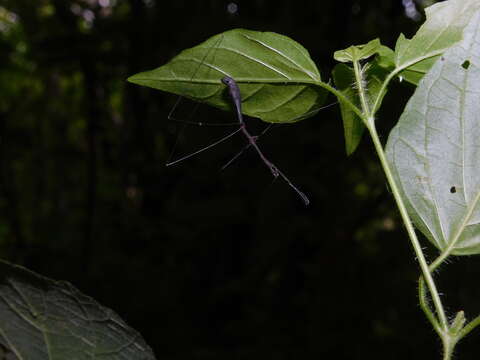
1, 0, 480, 359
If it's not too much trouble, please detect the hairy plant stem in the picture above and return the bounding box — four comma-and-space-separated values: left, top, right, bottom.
370, 120, 459, 360
352, 60, 372, 119
348, 59, 454, 358
443, 337, 456, 360
368, 123, 447, 331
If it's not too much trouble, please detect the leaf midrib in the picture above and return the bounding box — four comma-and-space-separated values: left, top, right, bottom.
131, 77, 324, 86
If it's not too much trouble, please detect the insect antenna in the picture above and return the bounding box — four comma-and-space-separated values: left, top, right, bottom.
166, 127, 242, 167
166, 34, 244, 165
168, 98, 238, 127
167, 34, 236, 128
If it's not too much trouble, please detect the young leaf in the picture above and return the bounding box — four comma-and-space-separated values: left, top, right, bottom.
128, 28, 327, 123
333, 39, 381, 63
332, 60, 389, 155
449, 311, 466, 335
0, 260, 156, 359
374, 45, 395, 71
386, 13, 480, 255
332, 64, 365, 155
389, 0, 480, 85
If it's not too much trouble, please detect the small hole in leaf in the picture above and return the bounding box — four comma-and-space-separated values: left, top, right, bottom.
450, 186, 457, 194
462, 60, 470, 69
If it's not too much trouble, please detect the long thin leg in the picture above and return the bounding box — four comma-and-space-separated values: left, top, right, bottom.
168, 35, 230, 127
239, 123, 279, 177
221, 76, 310, 205
221, 124, 272, 170
166, 127, 242, 166
238, 123, 310, 205
169, 117, 239, 127
221, 142, 252, 171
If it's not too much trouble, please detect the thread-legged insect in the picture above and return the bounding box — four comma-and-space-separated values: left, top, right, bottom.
163, 33, 335, 205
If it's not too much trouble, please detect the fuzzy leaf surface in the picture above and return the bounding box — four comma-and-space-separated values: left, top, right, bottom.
386, 13, 480, 255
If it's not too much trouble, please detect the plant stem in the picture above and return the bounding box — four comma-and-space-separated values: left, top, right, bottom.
313, 80, 365, 119
442, 337, 456, 360
349, 58, 449, 334
367, 124, 448, 332
459, 314, 480, 339
370, 123, 461, 359
353, 60, 372, 119
370, 49, 445, 115
418, 277, 441, 334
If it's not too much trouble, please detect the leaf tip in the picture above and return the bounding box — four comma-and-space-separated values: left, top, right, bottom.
126, 73, 142, 85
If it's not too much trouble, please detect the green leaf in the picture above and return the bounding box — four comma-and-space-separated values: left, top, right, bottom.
128, 28, 327, 123
449, 311, 466, 335
375, 45, 395, 71
332, 60, 389, 155
386, 13, 480, 255
393, 0, 480, 85
0, 260, 156, 359
333, 39, 381, 63
332, 64, 365, 155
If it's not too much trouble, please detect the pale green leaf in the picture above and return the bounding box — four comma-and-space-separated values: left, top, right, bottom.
0, 261, 156, 359
374, 45, 395, 70
128, 29, 327, 123
393, 0, 480, 85
333, 39, 381, 63
386, 13, 480, 255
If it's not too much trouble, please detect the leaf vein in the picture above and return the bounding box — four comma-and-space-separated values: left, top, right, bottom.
241, 33, 318, 80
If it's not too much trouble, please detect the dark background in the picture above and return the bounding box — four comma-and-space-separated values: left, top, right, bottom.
2, 0, 480, 359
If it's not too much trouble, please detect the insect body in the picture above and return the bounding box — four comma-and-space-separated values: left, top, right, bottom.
221, 76, 310, 206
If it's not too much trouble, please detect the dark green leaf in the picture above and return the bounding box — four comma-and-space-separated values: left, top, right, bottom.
332, 64, 364, 155
0, 261, 156, 359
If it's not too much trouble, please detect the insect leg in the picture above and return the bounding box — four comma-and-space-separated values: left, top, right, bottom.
166, 127, 242, 166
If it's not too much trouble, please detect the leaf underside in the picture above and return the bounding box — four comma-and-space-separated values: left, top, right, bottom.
128, 28, 327, 123
386, 13, 480, 255
392, 0, 480, 85
0, 261, 156, 359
